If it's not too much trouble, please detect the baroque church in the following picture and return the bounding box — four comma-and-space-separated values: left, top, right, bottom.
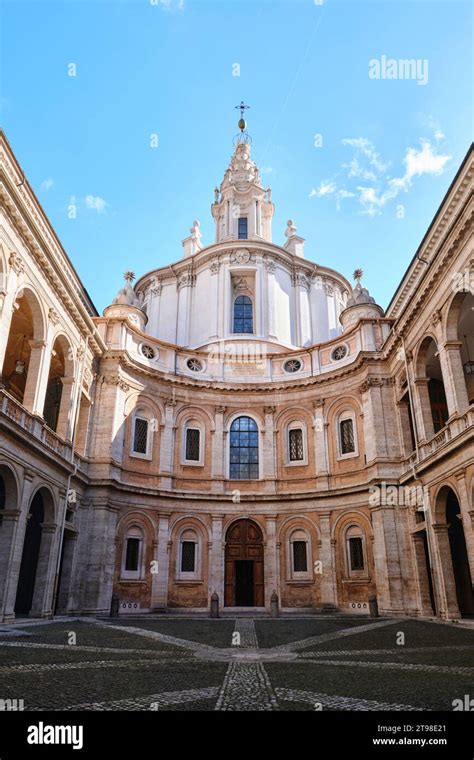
0, 119, 473, 623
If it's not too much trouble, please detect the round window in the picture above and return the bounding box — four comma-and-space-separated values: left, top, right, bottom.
141, 344, 156, 359
284, 359, 302, 373
187, 358, 203, 372
332, 345, 347, 361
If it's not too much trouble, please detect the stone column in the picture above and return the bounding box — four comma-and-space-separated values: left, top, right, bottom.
455, 472, 474, 582
82, 503, 118, 615
411, 532, 435, 617
159, 399, 176, 490
313, 399, 329, 490
264, 516, 278, 609
397, 398, 415, 457
209, 515, 224, 604
262, 406, 276, 493
151, 514, 170, 610
319, 512, 337, 609
412, 378, 434, 441
211, 406, 225, 493
56, 532, 79, 614
371, 506, 405, 615
0, 290, 15, 381
22, 339, 47, 413
55, 376, 75, 440
438, 341, 470, 416
431, 524, 461, 619
0, 511, 21, 622
2, 470, 36, 622
30, 524, 58, 618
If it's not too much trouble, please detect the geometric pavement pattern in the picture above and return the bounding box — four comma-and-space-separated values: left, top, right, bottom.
0, 616, 473, 711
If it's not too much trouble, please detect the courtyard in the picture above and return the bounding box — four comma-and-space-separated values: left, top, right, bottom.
0, 616, 473, 712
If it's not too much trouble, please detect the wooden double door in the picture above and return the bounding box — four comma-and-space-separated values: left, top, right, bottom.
225, 519, 264, 607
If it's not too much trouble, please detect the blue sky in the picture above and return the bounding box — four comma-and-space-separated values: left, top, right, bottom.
1, 0, 472, 313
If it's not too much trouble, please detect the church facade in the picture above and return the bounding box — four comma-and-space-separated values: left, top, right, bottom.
0, 127, 473, 623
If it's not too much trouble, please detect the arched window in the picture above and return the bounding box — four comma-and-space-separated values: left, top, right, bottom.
345, 525, 366, 577
289, 529, 311, 578
229, 416, 259, 479
182, 420, 204, 466
233, 295, 253, 334
287, 422, 307, 465
131, 409, 153, 459
122, 526, 144, 578
178, 528, 200, 578
337, 411, 357, 457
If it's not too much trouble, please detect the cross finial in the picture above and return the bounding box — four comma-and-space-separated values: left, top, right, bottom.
124, 270, 135, 284
353, 268, 363, 283
235, 101, 250, 119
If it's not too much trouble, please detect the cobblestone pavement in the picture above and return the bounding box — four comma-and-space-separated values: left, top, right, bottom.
0, 617, 472, 711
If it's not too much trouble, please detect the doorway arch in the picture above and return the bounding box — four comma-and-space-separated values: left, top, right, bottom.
443, 488, 474, 616
15, 491, 44, 615
14, 487, 55, 616
225, 519, 264, 607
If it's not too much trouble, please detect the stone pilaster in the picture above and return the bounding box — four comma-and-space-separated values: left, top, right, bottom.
150, 514, 170, 610
262, 406, 276, 493
319, 512, 337, 609
81, 503, 118, 614
431, 523, 461, 619
411, 532, 435, 617
159, 399, 176, 490
209, 515, 224, 605
313, 399, 328, 490
30, 524, 57, 618
371, 506, 405, 615
211, 406, 225, 493
264, 516, 278, 608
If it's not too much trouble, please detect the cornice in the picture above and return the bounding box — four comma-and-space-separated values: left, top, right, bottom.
114, 350, 387, 394
0, 135, 105, 357
381, 196, 474, 359
386, 151, 474, 321
134, 240, 352, 297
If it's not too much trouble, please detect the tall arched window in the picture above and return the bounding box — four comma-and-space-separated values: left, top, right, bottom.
130, 408, 153, 459
233, 295, 253, 334
337, 410, 357, 458
181, 418, 205, 466
289, 529, 311, 578
121, 526, 144, 579
345, 525, 367, 577
178, 528, 200, 579
229, 416, 259, 479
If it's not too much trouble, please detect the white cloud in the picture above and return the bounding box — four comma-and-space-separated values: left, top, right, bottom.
342, 137, 389, 174
403, 140, 451, 183
41, 178, 54, 191
154, 0, 184, 10
310, 137, 451, 217
423, 115, 446, 142
260, 166, 274, 175
85, 195, 109, 214
309, 181, 337, 198
343, 158, 377, 182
